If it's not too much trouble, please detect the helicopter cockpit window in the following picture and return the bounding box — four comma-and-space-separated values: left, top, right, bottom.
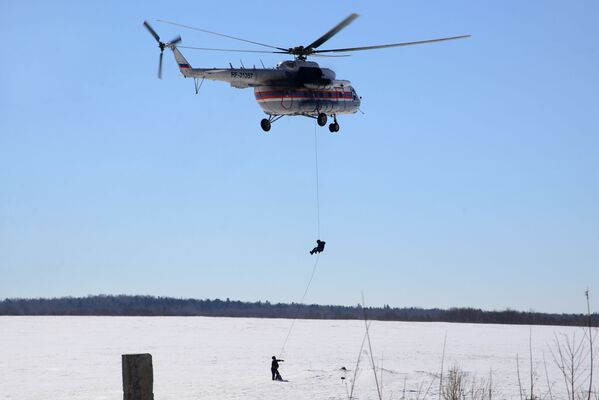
277, 61, 296, 70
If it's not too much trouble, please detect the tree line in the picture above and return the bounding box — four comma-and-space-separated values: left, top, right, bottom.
0, 295, 596, 327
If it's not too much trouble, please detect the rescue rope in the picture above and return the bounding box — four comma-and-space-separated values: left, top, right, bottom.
278, 253, 320, 358
314, 120, 321, 239
278, 121, 324, 357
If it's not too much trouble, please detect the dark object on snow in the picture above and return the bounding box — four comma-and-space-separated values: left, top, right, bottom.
340, 366, 348, 380
271, 356, 284, 380
122, 353, 154, 400
310, 240, 326, 255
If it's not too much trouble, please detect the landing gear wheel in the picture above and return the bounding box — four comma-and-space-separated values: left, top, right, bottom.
317, 113, 327, 127
328, 122, 340, 133
260, 118, 271, 132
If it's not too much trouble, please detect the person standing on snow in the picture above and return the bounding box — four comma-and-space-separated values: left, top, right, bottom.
271, 356, 284, 380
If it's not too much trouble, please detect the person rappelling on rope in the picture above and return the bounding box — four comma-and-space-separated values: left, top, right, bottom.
309, 239, 326, 255
271, 356, 284, 381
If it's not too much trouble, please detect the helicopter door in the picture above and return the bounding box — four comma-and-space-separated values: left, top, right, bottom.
281, 89, 293, 111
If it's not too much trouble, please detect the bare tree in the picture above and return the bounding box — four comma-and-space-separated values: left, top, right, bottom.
440, 364, 496, 400
347, 326, 368, 400
543, 352, 555, 400
550, 332, 586, 400
441, 364, 465, 400
529, 327, 537, 400
545, 289, 597, 400
488, 368, 494, 400
517, 353, 525, 400
439, 332, 448, 400
585, 289, 594, 400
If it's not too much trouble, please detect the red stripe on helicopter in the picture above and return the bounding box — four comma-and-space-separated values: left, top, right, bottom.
178, 64, 191, 69
256, 90, 352, 96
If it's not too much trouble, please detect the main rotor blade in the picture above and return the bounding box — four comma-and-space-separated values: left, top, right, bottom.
177, 45, 350, 57
305, 13, 359, 50
157, 19, 288, 52
178, 46, 287, 54
143, 21, 161, 43
311, 53, 351, 58
313, 35, 471, 54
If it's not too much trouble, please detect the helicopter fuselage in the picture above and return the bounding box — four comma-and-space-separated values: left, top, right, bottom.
254, 84, 359, 116
172, 48, 360, 117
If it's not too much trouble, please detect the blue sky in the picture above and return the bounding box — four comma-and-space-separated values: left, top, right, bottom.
1, 1, 598, 313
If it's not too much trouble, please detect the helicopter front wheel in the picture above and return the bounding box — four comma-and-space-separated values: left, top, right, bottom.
329, 122, 340, 133
260, 118, 271, 132
317, 113, 327, 127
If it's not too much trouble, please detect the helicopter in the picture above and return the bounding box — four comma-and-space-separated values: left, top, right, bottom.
143, 14, 469, 133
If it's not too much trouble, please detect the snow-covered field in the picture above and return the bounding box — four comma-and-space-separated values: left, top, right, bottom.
0, 316, 594, 399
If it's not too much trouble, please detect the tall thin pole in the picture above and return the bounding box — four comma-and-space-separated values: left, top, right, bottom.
362, 293, 382, 400
586, 288, 593, 400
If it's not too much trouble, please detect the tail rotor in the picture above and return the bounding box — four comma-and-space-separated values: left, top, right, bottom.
143, 21, 181, 79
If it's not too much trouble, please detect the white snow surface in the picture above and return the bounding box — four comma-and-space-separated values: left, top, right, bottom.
0, 316, 594, 399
